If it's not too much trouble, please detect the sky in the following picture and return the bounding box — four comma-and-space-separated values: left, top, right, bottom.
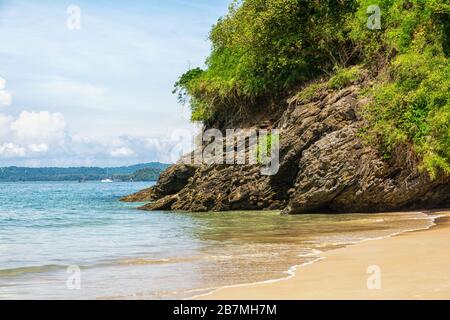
0, 0, 230, 167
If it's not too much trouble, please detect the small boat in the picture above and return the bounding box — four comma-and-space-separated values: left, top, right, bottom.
101, 178, 113, 183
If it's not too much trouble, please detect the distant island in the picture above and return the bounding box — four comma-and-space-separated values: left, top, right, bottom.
0, 162, 170, 182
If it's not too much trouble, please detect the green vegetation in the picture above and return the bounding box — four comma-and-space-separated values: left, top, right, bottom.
0, 163, 170, 182
328, 66, 363, 90
292, 82, 327, 104
354, 0, 450, 177
113, 167, 165, 182
174, 0, 357, 123
174, 0, 449, 177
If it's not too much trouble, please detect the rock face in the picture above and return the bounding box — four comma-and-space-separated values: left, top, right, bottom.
119, 164, 196, 202
123, 83, 450, 214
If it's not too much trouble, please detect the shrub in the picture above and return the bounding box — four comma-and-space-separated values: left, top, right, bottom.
328, 66, 363, 90
357, 0, 450, 176
292, 82, 327, 104
174, 0, 358, 122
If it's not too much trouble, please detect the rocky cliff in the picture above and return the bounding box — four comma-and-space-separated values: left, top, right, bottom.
121, 80, 450, 214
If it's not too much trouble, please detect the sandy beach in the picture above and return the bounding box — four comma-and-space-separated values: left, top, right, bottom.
196, 211, 450, 300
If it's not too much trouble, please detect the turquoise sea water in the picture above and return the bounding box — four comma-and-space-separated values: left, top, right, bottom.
0, 181, 435, 299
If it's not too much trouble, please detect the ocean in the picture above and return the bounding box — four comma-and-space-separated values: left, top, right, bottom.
0, 181, 435, 299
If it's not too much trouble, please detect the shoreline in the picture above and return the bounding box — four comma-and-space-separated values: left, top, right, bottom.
193, 210, 450, 300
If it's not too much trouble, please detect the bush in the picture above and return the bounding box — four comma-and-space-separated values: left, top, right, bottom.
174, 0, 358, 122
357, 0, 450, 176
328, 66, 363, 90
364, 52, 449, 177
292, 82, 327, 104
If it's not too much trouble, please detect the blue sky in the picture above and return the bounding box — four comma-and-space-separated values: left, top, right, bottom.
0, 0, 230, 166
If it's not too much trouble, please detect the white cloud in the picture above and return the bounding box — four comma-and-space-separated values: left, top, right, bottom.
110, 147, 136, 158
0, 77, 5, 90
0, 126, 183, 165
11, 111, 66, 145
0, 143, 26, 158
0, 111, 65, 159
28, 143, 49, 153
0, 102, 195, 166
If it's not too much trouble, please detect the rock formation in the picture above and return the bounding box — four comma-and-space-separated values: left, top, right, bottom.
122, 81, 450, 214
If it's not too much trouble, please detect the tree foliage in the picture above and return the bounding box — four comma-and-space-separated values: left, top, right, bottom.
355, 0, 450, 177
174, 0, 357, 122
0, 163, 169, 182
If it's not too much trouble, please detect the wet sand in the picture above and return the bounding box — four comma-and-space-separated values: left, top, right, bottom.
196, 211, 450, 300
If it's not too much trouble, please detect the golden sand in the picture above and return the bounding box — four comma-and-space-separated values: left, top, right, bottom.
196, 211, 450, 300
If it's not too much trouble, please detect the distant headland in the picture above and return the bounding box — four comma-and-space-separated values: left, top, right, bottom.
0, 162, 170, 182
